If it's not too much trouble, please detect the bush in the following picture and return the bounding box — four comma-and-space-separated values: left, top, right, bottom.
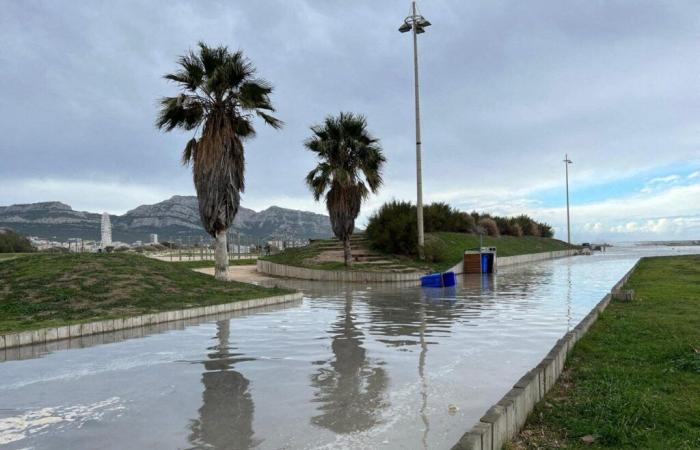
423, 235, 450, 263
366, 201, 418, 255
0, 229, 34, 252
478, 218, 500, 237
540, 223, 554, 238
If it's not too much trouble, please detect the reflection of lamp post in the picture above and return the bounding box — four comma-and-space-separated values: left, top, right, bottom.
399, 1, 431, 259
564, 154, 573, 245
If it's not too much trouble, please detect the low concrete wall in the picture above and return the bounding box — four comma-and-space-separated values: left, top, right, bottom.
257, 260, 422, 283
451, 259, 642, 450
259, 250, 577, 283
0, 292, 302, 351
448, 249, 577, 274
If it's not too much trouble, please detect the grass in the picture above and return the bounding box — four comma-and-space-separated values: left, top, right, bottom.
510, 255, 700, 450
262, 232, 575, 273
0, 253, 292, 334
0, 253, 32, 262
170, 258, 257, 269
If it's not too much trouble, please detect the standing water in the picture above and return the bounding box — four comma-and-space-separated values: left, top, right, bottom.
1, 246, 697, 449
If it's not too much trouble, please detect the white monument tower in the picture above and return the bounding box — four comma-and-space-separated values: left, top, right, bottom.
101, 212, 112, 248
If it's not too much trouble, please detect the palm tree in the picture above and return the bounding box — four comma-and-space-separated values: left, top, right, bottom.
305, 113, 385, 267
157, 43, 282, 280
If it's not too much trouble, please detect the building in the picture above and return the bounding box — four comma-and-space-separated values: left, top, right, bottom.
149, 233, 158, 244
100, 212, 112, 248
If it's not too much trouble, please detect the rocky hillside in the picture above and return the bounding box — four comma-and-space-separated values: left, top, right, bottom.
0, 196, 332, 242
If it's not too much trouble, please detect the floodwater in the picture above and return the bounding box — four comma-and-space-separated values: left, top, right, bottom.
1, 246, 697, 449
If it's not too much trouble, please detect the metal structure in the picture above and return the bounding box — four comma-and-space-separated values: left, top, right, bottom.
399, 1, 430, 259
100, 212, 112, 248
564, 154, 573, 245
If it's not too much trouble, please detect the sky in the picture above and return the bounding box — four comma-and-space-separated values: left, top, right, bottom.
1, 0, 698, 242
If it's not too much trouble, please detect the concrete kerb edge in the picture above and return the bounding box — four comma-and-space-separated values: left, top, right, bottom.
451, 257, 645, 449
0, 292, 303, 350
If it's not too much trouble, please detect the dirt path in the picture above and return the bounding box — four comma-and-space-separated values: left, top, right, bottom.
193, 264, 276, 284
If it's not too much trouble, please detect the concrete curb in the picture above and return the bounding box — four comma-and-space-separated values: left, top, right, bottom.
258, 249, 577, 283
0, 292, 302, 351
451, 258, 643, 450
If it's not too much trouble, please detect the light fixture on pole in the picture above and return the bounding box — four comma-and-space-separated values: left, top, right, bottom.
564, 154, 573, 245
399, 1, 430, 259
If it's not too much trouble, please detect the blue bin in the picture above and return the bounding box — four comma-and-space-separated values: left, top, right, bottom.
420, 273, 443, 288
421, 271, 456, 288
441, 271, 456, 287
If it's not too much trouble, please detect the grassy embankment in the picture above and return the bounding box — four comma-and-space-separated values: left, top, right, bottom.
0, 253, 292, 334
263, 232, 574, 272
510, 255, 700, 450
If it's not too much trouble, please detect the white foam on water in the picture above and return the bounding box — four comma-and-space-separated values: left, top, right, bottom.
0, 397, 125, 445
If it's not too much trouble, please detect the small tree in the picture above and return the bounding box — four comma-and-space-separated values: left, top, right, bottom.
305, 113, 386, 266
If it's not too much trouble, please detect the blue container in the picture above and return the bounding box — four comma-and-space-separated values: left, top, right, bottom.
421, 271, 456, 288
420, 273, 443, 287
441, 271, 456, 287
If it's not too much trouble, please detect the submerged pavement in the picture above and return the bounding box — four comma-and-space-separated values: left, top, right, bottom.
1, 245, 697, 449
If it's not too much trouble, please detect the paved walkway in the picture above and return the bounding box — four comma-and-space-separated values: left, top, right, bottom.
194, 264, 276, 284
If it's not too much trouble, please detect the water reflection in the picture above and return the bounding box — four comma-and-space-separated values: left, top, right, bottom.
188, 320, 258, 450
310, 290, 388, 433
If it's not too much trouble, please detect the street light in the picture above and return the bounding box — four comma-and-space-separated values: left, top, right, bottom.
564, 154, 573, 245
399, 1, 430, 259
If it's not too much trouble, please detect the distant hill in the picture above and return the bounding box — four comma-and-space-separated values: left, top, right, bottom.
0, 196, 333, 243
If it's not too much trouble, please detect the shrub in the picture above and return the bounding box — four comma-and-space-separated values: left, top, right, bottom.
424, 235, 450, 263
365, 200, 417, 255
540, 223, 554, 238
0, 229, 34, 252
478, 218, 500, 237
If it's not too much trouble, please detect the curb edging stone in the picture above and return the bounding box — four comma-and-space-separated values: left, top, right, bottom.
0, 292, 302, 351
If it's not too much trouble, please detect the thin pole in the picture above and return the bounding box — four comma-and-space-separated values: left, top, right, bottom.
565, 154, 571, 246
412, 0, 425, 259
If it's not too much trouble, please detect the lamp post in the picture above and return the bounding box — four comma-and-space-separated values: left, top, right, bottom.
564, 154, 573, 245
399, 1, 430, 259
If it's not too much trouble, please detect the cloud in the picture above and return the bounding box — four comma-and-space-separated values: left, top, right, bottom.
1, 0, 699, 241
689, 171, 700, 179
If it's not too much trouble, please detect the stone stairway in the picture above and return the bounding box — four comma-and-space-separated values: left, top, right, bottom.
309, 234, 421, 273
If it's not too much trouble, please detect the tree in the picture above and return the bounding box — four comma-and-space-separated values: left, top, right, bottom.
305, 113, 386, 267
157, 43, 281, 280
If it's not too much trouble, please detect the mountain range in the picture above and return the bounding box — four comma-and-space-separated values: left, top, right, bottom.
0, 196, 332, 243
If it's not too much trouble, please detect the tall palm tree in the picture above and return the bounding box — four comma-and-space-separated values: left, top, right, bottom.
157, 43, 281, 280
305, 113, 385, 267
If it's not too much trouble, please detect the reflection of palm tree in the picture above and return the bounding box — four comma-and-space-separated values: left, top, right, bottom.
310, 290, 388, 433
188, 320, 257, 450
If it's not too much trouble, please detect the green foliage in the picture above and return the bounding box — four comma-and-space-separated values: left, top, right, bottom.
423, 202, 475, 233
158, 42, 281, 238
0, 229, 34, 253
423, 235, 450, 263
518, 255, 700, 449
365, 200, 417, 255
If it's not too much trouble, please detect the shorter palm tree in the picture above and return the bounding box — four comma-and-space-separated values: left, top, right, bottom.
305, 113, 386, 267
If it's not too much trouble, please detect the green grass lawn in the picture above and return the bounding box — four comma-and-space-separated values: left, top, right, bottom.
0, 253, 32, 262
0, 253, 292, 334
262, 232, 574, 272
511, 255, 700, 449
170, 258, 258, 269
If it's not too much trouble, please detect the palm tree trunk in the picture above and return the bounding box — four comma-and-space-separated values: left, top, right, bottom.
343, 238, 352, 267
215, 230, 229, 281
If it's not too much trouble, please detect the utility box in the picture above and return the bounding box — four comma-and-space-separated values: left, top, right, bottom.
463, 247, 497, 274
